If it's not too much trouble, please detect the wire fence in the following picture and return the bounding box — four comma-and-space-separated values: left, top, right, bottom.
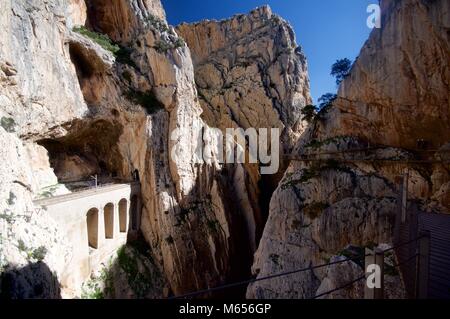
169, 237, 424, 300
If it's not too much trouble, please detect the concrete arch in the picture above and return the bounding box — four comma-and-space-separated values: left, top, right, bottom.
119, 199, 127, 233
86, 208, 99, 249
104, 203, 114, 239
34, 182, 142, 288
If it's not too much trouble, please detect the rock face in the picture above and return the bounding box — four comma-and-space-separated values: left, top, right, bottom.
248, 0, 450, 299
177, 6, 311, 152
0, 1, 311, 298
322, 0, 450, 150
176, 6, 311, 264
3, 0, 445, 300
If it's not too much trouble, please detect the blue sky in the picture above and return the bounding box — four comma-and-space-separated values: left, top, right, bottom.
161, 0, 375, 104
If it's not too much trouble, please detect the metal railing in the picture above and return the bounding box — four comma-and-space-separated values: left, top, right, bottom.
169, 238, 426, 300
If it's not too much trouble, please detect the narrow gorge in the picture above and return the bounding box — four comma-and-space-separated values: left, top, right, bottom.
0, 0, 448, 299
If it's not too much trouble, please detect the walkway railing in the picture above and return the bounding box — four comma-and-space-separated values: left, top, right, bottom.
169, 238, 425, 299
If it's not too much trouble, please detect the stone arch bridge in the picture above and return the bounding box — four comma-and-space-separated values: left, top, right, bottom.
34, 182, 142, 292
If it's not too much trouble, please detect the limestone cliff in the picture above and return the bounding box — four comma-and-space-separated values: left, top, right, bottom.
177, 6, 311, 152
176, 5, 311, 263
248, 0, 450, 299
0, 1, 311, 298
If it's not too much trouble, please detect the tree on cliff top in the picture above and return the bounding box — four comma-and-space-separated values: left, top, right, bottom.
331, 58, 352, 85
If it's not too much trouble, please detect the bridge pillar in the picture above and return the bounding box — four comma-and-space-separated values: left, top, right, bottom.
98, 206, 106, 248
113, 201, 117, 237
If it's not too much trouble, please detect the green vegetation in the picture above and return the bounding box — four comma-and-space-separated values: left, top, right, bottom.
0, 117, 16, 133
0, 210, 14, 223
81, 242, 161, 299
83, 285, 104, 299
154, 39, 172, 53
147, 14, 170, 33
299, 59, 346, 124
301, 104, 318, 123
300, 92, 337, 123
73, 26, 138, 68
174, 38, 186, 48
154, 38, 185, 53
117, 246, 138, 282
318, 93, 337, 110
81, 257, 114, 299
38, 184, 63, 199
117, 246, 154, 298
31, 246, 47, 262
17, 239, 28, 253
115, 46, 137, 68
303, 202, 330, 220
331, 58, 352, 85
16, 240, 48, 262
125, 89, 164, 115
73, 26, 120, 54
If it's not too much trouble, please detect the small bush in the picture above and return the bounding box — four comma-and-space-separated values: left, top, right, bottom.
147, 15, 169, 33
173, 37, 185, 48
115, 46, 137, 68
154, 37, 185, 53
301, 105, 318, 123
31, 246, 47, 262
17, 240, 30, 254
0, 117, 16, 133
0, 211, 14, 223
81, 279, 105, 299
154, 39, 172, 53
117, 246, 138, 280
73, 26, 120, 54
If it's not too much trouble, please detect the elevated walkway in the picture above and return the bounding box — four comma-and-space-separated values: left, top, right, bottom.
33, 182, 142, 292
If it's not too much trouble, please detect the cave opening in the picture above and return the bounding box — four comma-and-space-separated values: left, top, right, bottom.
69, 42, 95, 80
37, 120, 126, 192
68, 41, 103, 107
